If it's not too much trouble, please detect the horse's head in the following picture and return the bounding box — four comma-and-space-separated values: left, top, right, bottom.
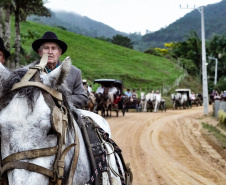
171, 94, 175, 100
94, 92, 102, 103
175, 93, 182, 100
140, 92, 146, 100
89, 92, 96, 101
0, 58, 74, 185
103, 87, 109, 94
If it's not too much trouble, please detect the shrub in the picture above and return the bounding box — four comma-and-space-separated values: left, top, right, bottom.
218, 109, 226, 126
179, 58, 198, 76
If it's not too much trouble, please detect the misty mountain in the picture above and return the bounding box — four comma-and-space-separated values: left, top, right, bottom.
27, 10, 127, 38
140, 0, 226, 50
27, 0, 226, 52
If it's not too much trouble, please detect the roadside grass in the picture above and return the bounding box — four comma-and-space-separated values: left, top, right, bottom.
218, 123, 226, 132
9, 19, 184, 91
201, 122, 226, 149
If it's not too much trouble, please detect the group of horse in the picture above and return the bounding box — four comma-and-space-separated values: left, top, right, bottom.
87, 89, 203, 114
86, 89, 168, 116
171, 92, 203, 109
171, 92, 190, 109
85, 87, 127, 117
138, 92, 166, 112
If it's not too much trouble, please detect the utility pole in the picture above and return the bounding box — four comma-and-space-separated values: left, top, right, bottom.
180, 5, 209, 115
208, 56, 218, 85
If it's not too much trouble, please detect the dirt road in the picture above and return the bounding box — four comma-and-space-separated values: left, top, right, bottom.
107, 106, 226, 185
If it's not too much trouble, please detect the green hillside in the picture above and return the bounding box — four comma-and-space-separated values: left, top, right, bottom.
17, 20, 183, 90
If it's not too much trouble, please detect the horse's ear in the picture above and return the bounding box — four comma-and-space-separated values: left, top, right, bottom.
41, 57, 71, 88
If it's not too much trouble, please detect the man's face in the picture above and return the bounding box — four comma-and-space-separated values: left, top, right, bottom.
0, 50, 5, 64
38, 42, 62, 66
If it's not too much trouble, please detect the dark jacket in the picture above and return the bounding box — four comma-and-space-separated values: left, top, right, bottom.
25, 61, 88, 109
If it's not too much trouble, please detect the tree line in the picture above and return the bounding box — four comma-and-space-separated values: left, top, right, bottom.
144, 31, 226, 92
0, 0, 50, 68
96, 34, 134, 49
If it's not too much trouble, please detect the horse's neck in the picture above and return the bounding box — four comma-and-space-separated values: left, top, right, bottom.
171, 94, 175, 99
151, 94, 156, 101
140, 92, 145, 100
182, 94, 188, 100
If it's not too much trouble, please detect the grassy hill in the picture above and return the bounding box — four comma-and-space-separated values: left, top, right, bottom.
15, 20, 184, 92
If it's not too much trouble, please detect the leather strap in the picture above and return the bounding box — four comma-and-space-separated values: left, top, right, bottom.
20, 68, 38, 82
11, 81, 62, 101
1, 161, 54, 178
57, 144, 76, 179
66, 130, 80, 185
2, 147, 58, 165
35, 53, 48, 72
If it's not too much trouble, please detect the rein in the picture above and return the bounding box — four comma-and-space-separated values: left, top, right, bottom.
0, 57, 79, 185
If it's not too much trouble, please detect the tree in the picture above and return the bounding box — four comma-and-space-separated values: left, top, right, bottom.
0, 0, 13, 68
164, 31, 201, 75
206, 34, 226, 87
0, 7, 3, 37
0, 0, 51, 68
112, 34, 133, 49
13, 0, 50, 68
182, 31, 202, 70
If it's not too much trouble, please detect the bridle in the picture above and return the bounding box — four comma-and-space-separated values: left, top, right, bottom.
0, 55, 79, 185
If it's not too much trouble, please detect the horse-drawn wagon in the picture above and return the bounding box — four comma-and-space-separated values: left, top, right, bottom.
94, 79, 126, 117
171, 89, 191, 109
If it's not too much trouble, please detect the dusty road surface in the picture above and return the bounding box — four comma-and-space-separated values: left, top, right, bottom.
106, 106, 226, 185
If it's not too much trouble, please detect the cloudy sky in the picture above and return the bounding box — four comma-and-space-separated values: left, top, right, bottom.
45, 0, 222, 35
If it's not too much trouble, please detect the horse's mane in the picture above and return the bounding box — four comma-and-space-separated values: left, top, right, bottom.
0, 68, 75, 129
0, 68, 37, 111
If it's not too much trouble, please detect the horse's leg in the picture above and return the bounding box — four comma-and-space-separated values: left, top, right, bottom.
105, 107, 107, 117
102, 107, 105, 117
156, 101, 160, 112
154, 101, 157, 112
143, 100, 147, 112
108, 104, 110, 117
152, 101, 155, 112
90, 103, 94, 112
